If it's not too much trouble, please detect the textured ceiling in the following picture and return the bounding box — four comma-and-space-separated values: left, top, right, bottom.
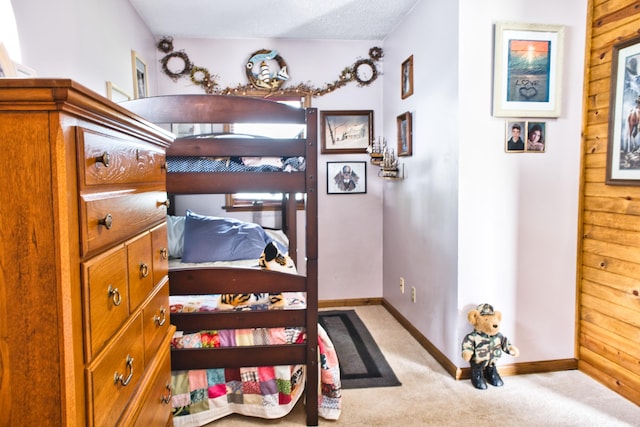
128, 0, 420, 40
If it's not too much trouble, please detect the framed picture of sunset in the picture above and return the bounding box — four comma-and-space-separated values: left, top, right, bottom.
492, 22, 564, 118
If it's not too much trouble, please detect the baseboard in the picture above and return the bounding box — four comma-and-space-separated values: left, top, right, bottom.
379, 299, 578, 380
381, 299, 461, 379
319, 297, 383, 308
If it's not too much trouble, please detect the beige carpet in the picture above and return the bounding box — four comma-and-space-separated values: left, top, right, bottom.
205, 305, 640, 426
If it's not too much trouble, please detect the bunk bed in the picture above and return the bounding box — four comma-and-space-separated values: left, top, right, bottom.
122, 95, 339, 426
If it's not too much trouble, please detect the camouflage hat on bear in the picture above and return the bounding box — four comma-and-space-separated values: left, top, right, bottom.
477, 303, 494, 316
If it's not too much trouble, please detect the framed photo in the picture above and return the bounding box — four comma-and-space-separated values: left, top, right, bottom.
401, 55, 414, 99
525, 121, 546, 152
397, 111, 413, 156
607, 35, 640, 185
505, 120, 526, 152
505, 120, 547, 152
327, 161, 367, 194
106, 81, 132, 102
131, 50, 149, 99
492, 22, 564, 118
320, 110, 373, 154
13, 62, 36, 78
0, 42, 16, 77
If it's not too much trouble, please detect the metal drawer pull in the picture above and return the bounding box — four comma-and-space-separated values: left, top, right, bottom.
154, 307, 167, 326
96, 151, 110, 167
139, 263, 149, 278
107, 285, 122, 306
160, 384, 172, 404
160, 199, 170, 208
114, 355, 134, 386
160, 247, 168, 260
98, 213, 113, 229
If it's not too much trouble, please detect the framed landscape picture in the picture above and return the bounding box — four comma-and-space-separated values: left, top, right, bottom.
320, 110, 373, 154
492, 22, 564, 118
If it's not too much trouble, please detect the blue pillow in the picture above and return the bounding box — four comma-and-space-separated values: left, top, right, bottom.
181, 211, 271, 263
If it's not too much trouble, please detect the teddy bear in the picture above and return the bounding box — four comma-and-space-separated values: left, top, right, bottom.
461, 303, 519, 390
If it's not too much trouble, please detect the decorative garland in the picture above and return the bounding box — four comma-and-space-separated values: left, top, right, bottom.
156, 36, 383, 97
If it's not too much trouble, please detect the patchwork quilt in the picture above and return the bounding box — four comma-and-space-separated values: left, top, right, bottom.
170, 324, 341, 426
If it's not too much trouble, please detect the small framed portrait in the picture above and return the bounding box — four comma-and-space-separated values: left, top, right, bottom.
401, 55, 414, 99
505, 120, 526, 152
327, 161, 367, 194
526, 121, 546, 152
397, 111, 413, 156
320, 110, 373, 154
131, 50, 149, 99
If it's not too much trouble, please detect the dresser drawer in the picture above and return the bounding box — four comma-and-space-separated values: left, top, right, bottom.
80, 190, 168, 256
77, 127, 165, 188
143, 278, 170, 366
127, 232, 155, 311
82, 245, 129, 360
151, 222, 169, 285
132, 341, 173, 427
87, 313, 145, 427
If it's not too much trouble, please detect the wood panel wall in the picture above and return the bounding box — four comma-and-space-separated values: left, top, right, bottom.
579, 0, 640, 406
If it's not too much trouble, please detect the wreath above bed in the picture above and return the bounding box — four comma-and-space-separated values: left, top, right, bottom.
157, 36, 383, 96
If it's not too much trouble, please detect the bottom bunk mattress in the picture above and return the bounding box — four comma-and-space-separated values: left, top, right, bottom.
170, 324, 341, 426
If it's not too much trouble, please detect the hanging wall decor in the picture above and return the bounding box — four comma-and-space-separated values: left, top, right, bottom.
245, 49, 289, 90
156, 36, 383, 97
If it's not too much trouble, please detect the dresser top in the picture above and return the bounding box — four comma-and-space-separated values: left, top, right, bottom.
0, 78, 174, 147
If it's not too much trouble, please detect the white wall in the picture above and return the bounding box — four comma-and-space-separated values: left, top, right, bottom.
155, 38, 385, 301
11, 0, 157, 99
382, 0, 461, 363
382, 0, 587, 366
10, 0, 589, 368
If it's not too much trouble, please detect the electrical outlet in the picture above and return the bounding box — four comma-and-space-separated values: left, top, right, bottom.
400, 277, 405, 293
411, 286, 416, 303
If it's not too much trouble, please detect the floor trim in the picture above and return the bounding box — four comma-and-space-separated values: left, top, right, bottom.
321, 298, 578, 380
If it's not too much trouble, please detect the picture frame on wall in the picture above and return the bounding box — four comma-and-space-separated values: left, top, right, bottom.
131, 50, 149, 99
607, 34, 640, 185
526, 121, 546, 152
397, 111, 413, 156
505, 120, 546, 153
326, 161, 367, 194
106, 81, 132, 102
13, 62, 36, 78
401, 55, 414, 99
505, 120, 526, 152
320, 110, 373, 154
492, 22, 564, 118
0, 42, 16, 77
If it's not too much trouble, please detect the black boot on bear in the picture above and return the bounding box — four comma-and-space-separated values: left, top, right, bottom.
470, 362, 487, 390
484, 364, 504, 387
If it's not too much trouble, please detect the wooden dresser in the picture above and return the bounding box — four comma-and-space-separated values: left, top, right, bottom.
0, 79, 175, 426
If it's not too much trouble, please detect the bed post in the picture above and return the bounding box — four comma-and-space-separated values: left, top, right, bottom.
283, 193, 298, 265
305, 107, 319, 426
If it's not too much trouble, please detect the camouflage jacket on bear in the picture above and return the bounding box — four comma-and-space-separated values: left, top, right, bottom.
461, 330, 515, 364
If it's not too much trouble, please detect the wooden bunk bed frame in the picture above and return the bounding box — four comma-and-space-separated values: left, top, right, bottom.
122, 94, 319, 425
